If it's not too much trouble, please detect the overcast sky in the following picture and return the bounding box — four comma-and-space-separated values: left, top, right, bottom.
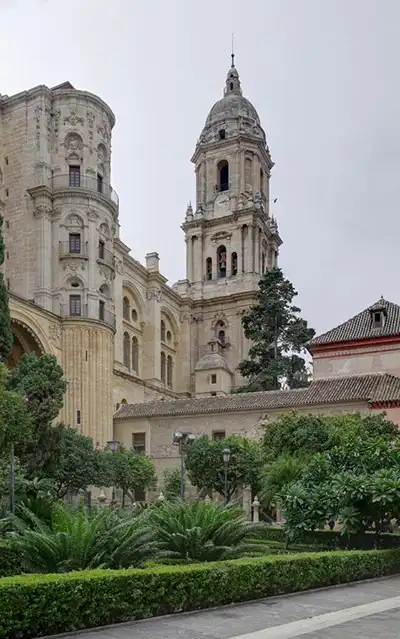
1, 0, 399, 336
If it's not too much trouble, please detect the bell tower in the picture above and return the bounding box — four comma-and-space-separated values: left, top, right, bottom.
182, 57, 282, 300
180, 57, 282, 393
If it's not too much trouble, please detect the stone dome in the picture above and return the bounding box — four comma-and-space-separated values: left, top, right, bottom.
205, 93, 260, 129
197, 61, 265, 146
195, 351, 232, 373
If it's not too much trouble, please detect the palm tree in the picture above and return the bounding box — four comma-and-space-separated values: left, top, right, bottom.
11, 502, 156, 573
260, 453, 306, 509
148, 499, 261, 563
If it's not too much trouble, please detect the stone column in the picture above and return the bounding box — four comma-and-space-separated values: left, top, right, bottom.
246, 225, 254, 273
252, 155, 259, 195
34, 203, 52, 310
225, 236, 232, 278
255, 227, 260, 274
240, 150, 245, 193
87, 210, 98, 318
185, 236, 193, 282
194, 234, 203, 283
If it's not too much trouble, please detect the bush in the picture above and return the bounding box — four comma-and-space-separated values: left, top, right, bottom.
252, 525, 400, 550
1, 549, 399, 638
148, 499, 261, 562
0, 542, 24, 577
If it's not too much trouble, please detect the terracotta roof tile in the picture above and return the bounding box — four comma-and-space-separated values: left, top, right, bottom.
114, 373, 400, 419
309, 298, 400, 347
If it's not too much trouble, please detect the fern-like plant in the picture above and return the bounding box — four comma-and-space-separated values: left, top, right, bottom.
11, 502, 156, 573
149, 499, 261, 563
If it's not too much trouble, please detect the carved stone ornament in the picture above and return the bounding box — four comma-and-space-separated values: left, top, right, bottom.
146, 289, 162, 303
48, 323, 62, 343
115, 259, 123, 275
65, 133, 83, 152
63, 260, 85, 272
179, 311, 192, 324
33, 204, 52, 219
87, 209, 98, 221
64, 108, 84, 127
192, 313, 203, 323
212, 311, 229, 328
34, 105, 42, 150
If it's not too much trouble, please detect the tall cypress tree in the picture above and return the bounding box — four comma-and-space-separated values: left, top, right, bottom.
0, 216, 13, 362
236, 267, 315, 392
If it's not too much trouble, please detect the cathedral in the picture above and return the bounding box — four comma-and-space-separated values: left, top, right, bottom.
0, 59, 281, 448
2, 59, 400, 495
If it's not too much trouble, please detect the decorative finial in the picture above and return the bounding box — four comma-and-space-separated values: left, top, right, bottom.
231, 33, 235, 67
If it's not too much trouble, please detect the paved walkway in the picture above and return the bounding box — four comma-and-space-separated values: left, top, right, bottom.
56, 576, 400, 638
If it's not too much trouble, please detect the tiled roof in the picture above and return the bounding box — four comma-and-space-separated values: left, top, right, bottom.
309, 298, 400, 347
114, 373, 400, 419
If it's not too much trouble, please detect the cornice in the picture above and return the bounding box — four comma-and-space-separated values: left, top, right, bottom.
310, 334, 400, 356
113, 367, 181, 399
0, 84, 115, 128
27, 184, 118, 220
8, 292, 61, 323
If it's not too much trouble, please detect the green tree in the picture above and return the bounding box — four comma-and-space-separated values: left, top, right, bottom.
47, 428, 113, 498
236, 267, 315, 392
262, 412, 331, 460
163, 467, 183, 501
281, 426, 400, 540
7, 353, 67, 477
0, 216, 13, 362
185, 435, 263, 502
0, 365, 32, 454
111, 445, 157, 506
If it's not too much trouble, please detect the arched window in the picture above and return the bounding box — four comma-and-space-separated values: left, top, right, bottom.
123, 296, 130, 321
121, 398, 127, 404
218, 330, 226, 345
132, 336, 139, 373
262, 252, 266, 274
167, 355, 173, 388
217, 245, 227, 278
260, 168, 265, 193
206, 257, 212, 280
231, 252, 238, 276
161, 351, 166, 383
123, 332, 130, 368
217, 160, 229, 192
161, 319, 166, 342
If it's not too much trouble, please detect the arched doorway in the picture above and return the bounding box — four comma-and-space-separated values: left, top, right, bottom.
6, 320, 44, 369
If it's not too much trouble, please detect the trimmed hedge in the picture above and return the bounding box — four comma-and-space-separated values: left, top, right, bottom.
0, 543, 24, 578
254, 526, 400, 550
1, 549, 400, 638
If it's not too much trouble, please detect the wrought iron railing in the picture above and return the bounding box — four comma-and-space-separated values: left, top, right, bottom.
60, 303, 116, 328
59, 241, 88, 257
38, 174, 119, 206
97, 246, 115, 267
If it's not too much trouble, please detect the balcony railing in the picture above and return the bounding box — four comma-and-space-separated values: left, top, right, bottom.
61, 304, 116, 328
59, 241, 88, 258
39, 174, 119, 207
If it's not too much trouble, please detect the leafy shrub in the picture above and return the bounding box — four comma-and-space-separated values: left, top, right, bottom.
0, 542, 24, 577
1, 549, 399, 638
10, 503, 157, 573
148, 499, 261, 562
251, 524, 400, 550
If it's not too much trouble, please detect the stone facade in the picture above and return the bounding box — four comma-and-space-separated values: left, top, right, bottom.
0, 61, 280, 446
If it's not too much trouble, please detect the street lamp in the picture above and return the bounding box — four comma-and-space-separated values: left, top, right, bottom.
172, 432, 196, 500
222, 447, 231, 505
107, 439, 120, 503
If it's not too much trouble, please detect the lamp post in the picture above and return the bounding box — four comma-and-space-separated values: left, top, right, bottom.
107, 439, 120, 503
172, 432, 195, 500
222, 447, 231, 505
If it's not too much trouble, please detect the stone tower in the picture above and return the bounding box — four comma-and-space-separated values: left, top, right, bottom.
180, 58, 282, 393
0, 82, 118, 444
